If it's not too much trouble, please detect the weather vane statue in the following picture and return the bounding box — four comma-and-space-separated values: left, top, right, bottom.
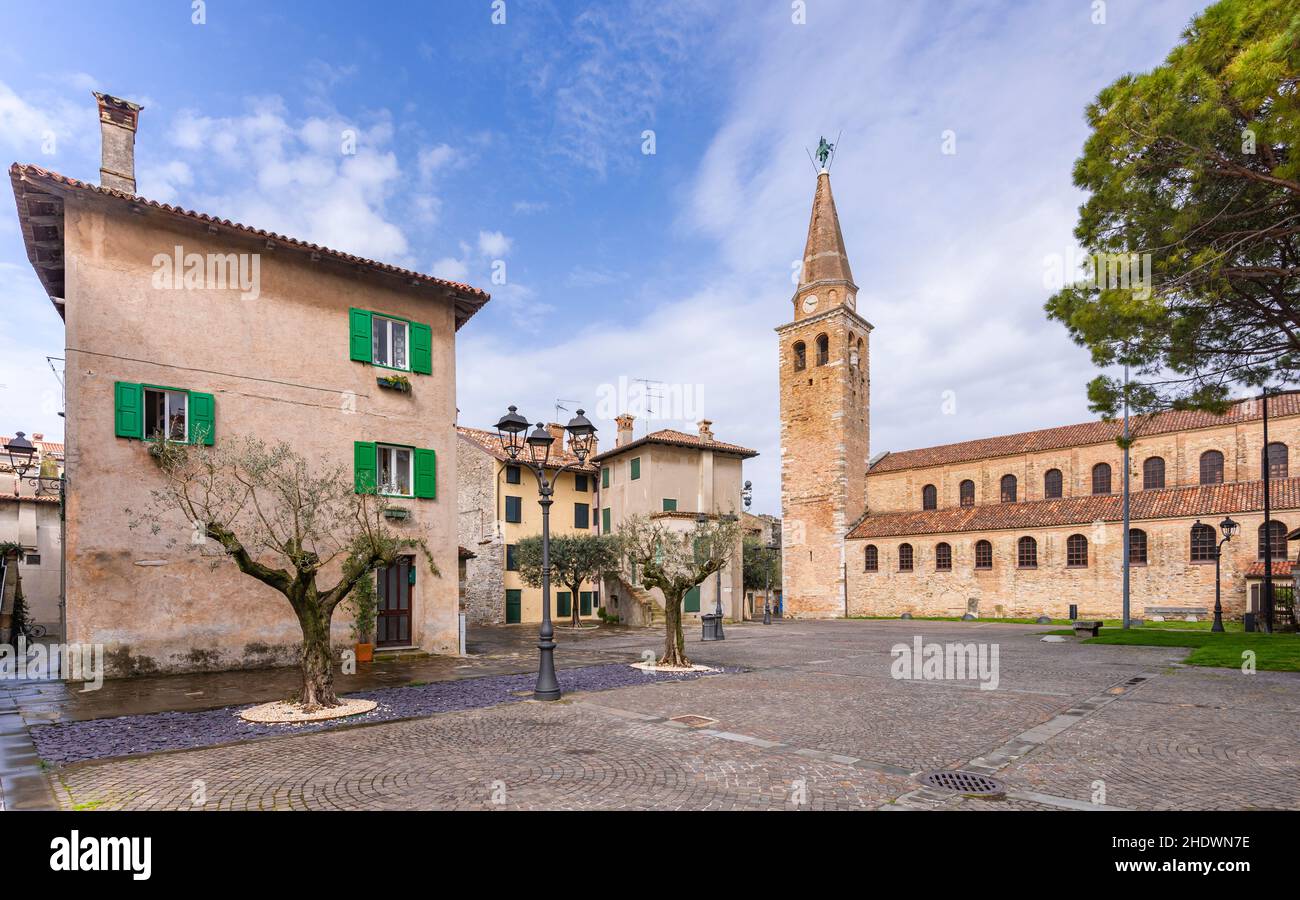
816, 135, 834, 168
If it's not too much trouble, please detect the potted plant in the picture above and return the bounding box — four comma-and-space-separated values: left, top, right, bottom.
376, 374, 412, 393
350, 573, 378, 663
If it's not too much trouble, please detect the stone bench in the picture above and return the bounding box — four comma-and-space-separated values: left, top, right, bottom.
1073, 620, 1102, 638
1145, 606, 1208, 621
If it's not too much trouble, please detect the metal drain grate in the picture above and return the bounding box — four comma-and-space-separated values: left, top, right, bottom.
669, 714, 717, 728
919, 770, 1006, 795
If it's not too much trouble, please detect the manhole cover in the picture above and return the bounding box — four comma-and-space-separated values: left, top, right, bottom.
919, 770, 1006, 796
669, 714, 717, 728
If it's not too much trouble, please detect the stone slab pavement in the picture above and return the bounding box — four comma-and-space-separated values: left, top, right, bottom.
21, 620, 1300, 811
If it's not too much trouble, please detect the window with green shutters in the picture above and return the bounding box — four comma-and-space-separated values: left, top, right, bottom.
579, 591, 593, 616
348, 308, 432, 375
630, 457, 641, 480
114, 382, 215, 445
601, 466, 610, 489
574, 503, 589, 529
662, 498, 677, 512
505, 495, 522, 523
505, 544, 519, 571
505, 589, 522, 624
601, 507, 611, 534
353, 441, 436, 498
557, 591, 572, 617
574, 473, 589, 492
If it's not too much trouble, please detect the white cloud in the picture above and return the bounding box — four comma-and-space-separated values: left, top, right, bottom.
417, 143, 456, 183
431, 256, 470, 282
477, 230, 511, 258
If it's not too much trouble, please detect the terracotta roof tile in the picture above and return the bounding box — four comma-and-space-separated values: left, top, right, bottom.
10, 163, 490, 328
848, 477, 1300, 539
591, 428, 757, 462
870, 393, 1300, 475
1245, 560, 1294, 578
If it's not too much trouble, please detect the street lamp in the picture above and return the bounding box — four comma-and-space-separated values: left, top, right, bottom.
1198, 516, 1239, 633
494, 406, 595, 701
763, 538, 778, 625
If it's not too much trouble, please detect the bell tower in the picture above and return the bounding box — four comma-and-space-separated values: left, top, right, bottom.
776, 161, 871, 617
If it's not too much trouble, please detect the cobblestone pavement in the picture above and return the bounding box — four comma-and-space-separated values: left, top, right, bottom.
47, 620, 1300, 811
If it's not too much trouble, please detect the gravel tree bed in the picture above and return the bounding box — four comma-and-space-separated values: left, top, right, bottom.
31, 663, 728, 766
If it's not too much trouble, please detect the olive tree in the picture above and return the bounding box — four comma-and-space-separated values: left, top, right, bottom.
128, 436, 435, 709
515, 533, 621, 628
618, 514, 741, 667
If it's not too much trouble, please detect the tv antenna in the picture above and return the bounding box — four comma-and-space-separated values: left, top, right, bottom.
554, 398, 583, 423
633, 378, 664, 434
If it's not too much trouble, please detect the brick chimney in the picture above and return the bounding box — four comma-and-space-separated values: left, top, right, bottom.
698, 419, 714, 442
615, 413, 635, 447
546, 423, 565, 447
31, 433, 43, 441
93, 92, 143, 194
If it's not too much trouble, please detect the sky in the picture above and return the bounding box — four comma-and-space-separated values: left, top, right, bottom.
0, 0, 1213, 514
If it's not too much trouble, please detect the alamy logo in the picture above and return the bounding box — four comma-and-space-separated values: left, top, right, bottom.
152, 245, 261, 300
0, 639, 104, 691
49, 831, 151, 881
890, 636, 1000, 690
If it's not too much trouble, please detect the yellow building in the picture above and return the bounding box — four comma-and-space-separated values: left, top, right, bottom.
457, 425, 603, 624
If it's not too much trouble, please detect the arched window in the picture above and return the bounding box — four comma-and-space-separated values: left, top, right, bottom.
792, 341, 806, 372
1190, 522, 1216, 561
959, 479, 975, 507
1000, 474, 1017, 503
1129, 528, 1147, 565
1266, 442, 1288, 479
1044, 468, 1062, 499
1066, 533, 1089, 567
815, 334, 829, 366
922, 484, 937, 510
935, 542, 952, 571
1091, 463, 1112, 495
1258, 520, 1287, 560
898, 543, 914, 572
1017, 536, 1037, 568
1199, 450, 1224, 485
864, 544, 878, 572
1143, 456, 1165, 490
974, 539, 992, 570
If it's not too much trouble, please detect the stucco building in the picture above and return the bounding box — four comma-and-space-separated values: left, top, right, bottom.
596, 416, 757, 625
456, 424, 602, 625
0, 434, 64, 635
779, 165, 1299, 621
9, 93, 488, 674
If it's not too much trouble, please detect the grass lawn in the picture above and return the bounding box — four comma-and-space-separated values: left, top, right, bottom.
853, 615, 1243, 632
1044, 627, 1300, 672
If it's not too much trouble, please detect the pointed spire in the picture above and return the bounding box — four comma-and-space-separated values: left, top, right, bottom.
799, 170, 854, 289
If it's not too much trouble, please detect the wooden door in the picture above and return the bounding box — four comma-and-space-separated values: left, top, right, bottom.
376, 556, 412, 647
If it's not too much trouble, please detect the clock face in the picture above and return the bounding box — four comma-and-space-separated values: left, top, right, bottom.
846, 293, 856, 311
801, 294, 819, 313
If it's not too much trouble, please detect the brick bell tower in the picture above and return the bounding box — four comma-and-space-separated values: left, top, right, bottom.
776, 163, 871, 617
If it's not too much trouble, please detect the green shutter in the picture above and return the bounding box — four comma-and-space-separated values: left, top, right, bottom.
662, 498, 677, 511
580, 591, 592, 616
505, 589, 522, 624
114, 381, 143, 439
557, 592, 572, 617
684, 586, 701, 613
410, 322, 432, 375
354, 441, 377, 493
630, 457, 640, 480
349, 308, 373, 363
414, 447, 437, 498
601, 466, 610, 489
602, 507, 611, 534
189, 391, 215, 445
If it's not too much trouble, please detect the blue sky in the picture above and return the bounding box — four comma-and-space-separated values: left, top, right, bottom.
0, 0, 1211, 513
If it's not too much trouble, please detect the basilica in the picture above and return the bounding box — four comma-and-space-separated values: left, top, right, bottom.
778, 169, 1299, 622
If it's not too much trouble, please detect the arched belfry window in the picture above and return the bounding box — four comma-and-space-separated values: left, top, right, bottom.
792, 341, 806, 372
815, 334, 829, 366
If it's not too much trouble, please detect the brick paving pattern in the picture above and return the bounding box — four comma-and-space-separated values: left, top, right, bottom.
43, 621, 1300, 811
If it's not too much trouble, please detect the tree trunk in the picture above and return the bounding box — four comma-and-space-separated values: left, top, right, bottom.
571, 581, 582, 628
659, 591, 691, 668
296, 597, 339, 710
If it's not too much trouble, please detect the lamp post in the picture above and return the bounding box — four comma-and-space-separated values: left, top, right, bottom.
1198, 516, 1239, 634
5, 432, 67, 641
763, 538, 778, 625
494, 406, 596, 701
